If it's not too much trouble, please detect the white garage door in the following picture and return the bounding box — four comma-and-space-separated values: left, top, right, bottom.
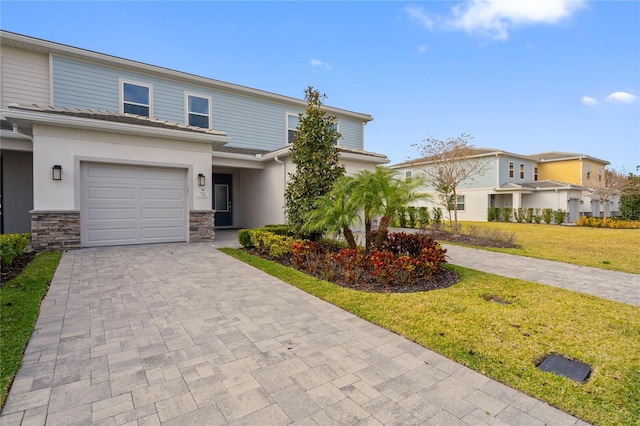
81, 163, 187, 247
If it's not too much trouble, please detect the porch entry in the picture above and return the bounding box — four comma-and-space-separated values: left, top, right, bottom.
213, 173, 232, 227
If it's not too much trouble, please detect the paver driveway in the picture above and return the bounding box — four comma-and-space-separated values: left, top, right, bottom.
1, 243, 586, 425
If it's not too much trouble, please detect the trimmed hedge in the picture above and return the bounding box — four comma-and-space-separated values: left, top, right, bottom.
0, 234, 30, 268
575, 216, 640, 229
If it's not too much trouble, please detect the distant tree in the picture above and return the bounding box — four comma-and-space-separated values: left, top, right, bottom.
588, 168, 629, 219
619, 167, 640, 220
285, 87, 345, 238
414, 134, 491, 232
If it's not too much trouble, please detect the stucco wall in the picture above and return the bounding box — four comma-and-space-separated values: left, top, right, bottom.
31, 125, 214, 212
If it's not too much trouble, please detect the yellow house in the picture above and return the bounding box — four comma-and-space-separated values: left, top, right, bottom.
528, 152, 610, 187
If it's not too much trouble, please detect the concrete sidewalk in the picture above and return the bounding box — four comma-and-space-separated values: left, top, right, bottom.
443, 245, 639, 306
0, 243, 586, 425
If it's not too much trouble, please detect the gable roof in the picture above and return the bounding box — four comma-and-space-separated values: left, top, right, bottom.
0, 30, 373, 123
527, 151, 610, 165
389, 147, 531, 169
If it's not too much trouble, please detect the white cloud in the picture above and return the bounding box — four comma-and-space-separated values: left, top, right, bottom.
417, 45, 428, 53
407, 0, 585, 41
581, 96, 598, 106
606, 91, 638, 104
310, 58, 332, 71
405, 5, 435, 29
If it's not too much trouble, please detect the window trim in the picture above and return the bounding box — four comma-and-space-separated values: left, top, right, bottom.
508, 161, 514, 179
455, 194, 465, 211
405, 170, 412, 183
184, 92, 212, 129
286, 112, 300, 145
119, 79, 153, 117
519, 163, 525, 180
534, 167, 538, 181
586, 164, 591, 180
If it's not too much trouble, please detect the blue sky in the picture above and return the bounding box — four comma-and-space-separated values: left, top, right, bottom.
1, 1, 638, 171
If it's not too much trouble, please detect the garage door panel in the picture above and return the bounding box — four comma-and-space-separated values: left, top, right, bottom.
141, 208, 184, 219
81, 163, 187, 247
87, 208, 137, 221
140, 188, 184, 201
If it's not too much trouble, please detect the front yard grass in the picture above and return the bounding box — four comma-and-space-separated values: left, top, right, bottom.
0, 252, 61, 409
448, 221, 639, 274
221, 248, 640, 426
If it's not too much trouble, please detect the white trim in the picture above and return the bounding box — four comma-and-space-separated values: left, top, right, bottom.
508, 161, 514, 179
119, 78, 153, 117
184, 92, 212, 129
519, 163, 525, 180
3, 108, 228, 145
48, 53, 54, 105
285, 112, 300, 145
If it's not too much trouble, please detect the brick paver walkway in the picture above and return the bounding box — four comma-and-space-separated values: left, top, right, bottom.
0, 243, 587, 425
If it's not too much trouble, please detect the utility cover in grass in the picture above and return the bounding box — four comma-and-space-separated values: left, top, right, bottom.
537, 354, 591, 383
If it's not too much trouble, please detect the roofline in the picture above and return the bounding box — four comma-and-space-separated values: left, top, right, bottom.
0, 30, 373, 123
527, 152, 610, 165
2, 108, 230, 145
213, 145, 389, 165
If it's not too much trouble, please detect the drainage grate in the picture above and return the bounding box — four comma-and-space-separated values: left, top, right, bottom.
537, 354, 591, 383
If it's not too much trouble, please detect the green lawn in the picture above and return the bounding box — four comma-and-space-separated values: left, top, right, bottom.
221, 248, 640, 426
437, 221, 640, 274
0, 252, 61, 409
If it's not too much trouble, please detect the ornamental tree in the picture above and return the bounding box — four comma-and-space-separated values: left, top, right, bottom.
285, 87, 345, 238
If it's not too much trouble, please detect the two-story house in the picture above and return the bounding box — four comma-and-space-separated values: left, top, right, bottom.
390, 148, 608, 223
0, 31, 388, 250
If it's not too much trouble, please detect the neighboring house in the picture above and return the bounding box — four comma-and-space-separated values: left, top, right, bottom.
0, 31, 388, 250
390, 148, 613, 223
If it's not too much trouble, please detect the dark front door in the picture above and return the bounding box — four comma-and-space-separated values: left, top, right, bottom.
213, 173, 232, 226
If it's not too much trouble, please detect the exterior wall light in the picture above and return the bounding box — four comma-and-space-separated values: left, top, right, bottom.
52, 165, 62, 181
198, 173, 206, 186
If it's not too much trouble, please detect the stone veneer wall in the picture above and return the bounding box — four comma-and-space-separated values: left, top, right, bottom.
31, 210, 81, 252
189, 210, 215, 242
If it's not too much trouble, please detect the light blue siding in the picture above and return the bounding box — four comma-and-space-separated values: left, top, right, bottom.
498, 156, 537, 185
52, 56, 366, 152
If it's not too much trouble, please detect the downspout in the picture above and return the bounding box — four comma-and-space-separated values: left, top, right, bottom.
274, 156, 286, 222
11, 124, 34, 141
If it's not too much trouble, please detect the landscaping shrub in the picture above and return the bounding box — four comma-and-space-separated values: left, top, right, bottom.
525, 208, 534, 223
397, 207, 407, 228
575, 216, 640, 229
513, 208, 526, 223
542, 208, 553, 224
417, 207, 431, 227
487, 207, 501, 222
247, 229, 295, 259
432, 207, 443, 226
407, 207, 417, 228
466, 226, 517, 247
238, 229, 253, 247
532, 208, 543, 224
502, 207, 512, 222
552, 209, 567, 224
0, 234, 30, 268
262, 224, 292, 236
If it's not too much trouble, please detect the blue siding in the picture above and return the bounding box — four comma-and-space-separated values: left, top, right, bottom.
498, 155, 537, 185
52, 56, 365, 152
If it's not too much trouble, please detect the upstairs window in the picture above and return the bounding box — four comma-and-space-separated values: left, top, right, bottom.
186, 93, 211, 128
586, 164, 591, 180
287, 113, 299, 144
405, 171, 412, 183
121, 80, 151, 117
508, 162, 514, 179
534, 167, 539, 181
519, 163, 525, 180
598, 167, 603, 182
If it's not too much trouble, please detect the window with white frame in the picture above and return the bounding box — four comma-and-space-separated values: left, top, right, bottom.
534, 167, 539, 181
287, 113, 299, 144
508, 162, 514, 178
185, 93, 211, 128
121, 80, 151, 117
586, 164, 591, 180
519, 163, 525, 179
405, 170, 412, 183
456, 195, 465, 211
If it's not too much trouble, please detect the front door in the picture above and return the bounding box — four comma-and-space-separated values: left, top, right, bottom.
213, 173, 232, 227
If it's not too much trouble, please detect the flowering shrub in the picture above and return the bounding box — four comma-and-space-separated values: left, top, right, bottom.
575, 216, 640, 229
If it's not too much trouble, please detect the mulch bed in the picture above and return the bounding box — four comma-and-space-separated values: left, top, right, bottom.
244, 247, 460, 294
0, 252, 36, 285
425, 229, 519, 249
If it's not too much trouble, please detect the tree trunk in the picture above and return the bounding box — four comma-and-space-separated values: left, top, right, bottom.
452, 187, 459, 230
364, 207, 372, 251
342, 227, 357, 249
374, 215, 391, 250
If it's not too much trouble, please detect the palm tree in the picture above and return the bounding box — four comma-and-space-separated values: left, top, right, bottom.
351, 167, 428, 250
302, 176, 361, 249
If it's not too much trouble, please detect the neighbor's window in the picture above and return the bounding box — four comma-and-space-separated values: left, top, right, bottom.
534, 167, 539, 181
598, 167, 603, 182
122, 80, 152, 117
186, 93, 211, 128
586, 164, 591, 180
509, 162, 514, 179
519, 163, 525, 180
456, 195, 465, 211
287, 113, 299, 144
405, 170, 412, 183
